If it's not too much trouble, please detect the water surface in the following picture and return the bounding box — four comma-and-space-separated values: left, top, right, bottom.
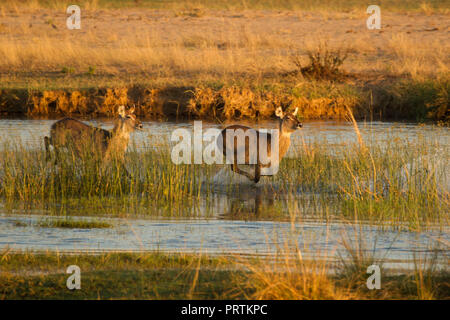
0, 119, 448, 271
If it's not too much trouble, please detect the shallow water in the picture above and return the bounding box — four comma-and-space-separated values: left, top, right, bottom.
1, 213, 448, 271
0, 119, 448, 271
0, 119, 448, 154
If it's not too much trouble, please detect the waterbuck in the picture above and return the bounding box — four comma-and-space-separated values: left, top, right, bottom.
217, 107, 302, 183
44, 105, 142, 171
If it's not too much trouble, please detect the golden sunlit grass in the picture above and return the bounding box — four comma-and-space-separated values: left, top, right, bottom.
0, 23, 447, 82
1, 247, 448, 299
230, 225, 449, 300
0, 4, 448, 121
1, 0, 450, 12
387, 33, 449, 79
0, 1, 448, 83
232, 240, 353, 300
0, 32, 292, 81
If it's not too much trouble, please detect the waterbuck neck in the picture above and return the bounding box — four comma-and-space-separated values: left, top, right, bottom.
278, 118, 293, 160
102, 119, 132, 162
111, 119, 132, 142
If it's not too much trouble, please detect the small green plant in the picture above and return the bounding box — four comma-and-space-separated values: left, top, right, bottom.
12, 220, 28, 227
291, 45, 349, 80
175, 8, 205, 18
38, 218, 112, 229
61, 66, 75, 74
86, 66, 96, 75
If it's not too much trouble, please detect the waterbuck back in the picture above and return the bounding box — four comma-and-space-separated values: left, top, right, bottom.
48, 118, 111, 159
45, 105, 142, 164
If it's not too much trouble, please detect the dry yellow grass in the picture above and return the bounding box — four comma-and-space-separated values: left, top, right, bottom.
230, 232, 449, 300
0, 5, 448, 121
233, 244, 353, 300
2, 0, 450, 12
387, 33, 449, 79
0, 7, 448, 85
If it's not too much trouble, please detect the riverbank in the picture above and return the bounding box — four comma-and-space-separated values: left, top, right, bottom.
0, 77, 448, 122
1, 251, 448, 299
0, 4, 448, 122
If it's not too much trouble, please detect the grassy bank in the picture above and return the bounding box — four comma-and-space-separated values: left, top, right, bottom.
1, 251, 448, 299
1, 78, 448, 122
0, 81, 363, 120
0, 251, 234, 299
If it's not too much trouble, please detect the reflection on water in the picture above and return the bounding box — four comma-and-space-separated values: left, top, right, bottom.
217, 185, 272, 219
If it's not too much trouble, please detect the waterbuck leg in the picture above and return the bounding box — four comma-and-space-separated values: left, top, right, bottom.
231, 162, 254, 181
44, 136, 51, 162
53, 146, 61, 165
254, 164, 261, 183
120, 162, 131, 179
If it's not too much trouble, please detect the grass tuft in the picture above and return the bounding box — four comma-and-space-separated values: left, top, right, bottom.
38, 218, 112, 229
290, 44, 349, 81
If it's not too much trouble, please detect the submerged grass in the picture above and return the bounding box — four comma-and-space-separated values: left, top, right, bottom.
37, 218, 112, 229
277, 126, 449, 229
0, 140, 213, 218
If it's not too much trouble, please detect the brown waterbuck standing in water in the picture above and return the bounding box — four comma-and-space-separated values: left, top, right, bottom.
217, 107, 302, 183
44, 105, 142, 173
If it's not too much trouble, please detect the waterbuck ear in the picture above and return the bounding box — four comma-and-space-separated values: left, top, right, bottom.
293, 107, 298, 116
275, 107, 284, 119
129, 105, 135, 114
118, 105, 126, 118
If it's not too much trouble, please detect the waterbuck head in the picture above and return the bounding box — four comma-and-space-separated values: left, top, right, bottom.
275, 107, 302, 134
117, 105, 143, 132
